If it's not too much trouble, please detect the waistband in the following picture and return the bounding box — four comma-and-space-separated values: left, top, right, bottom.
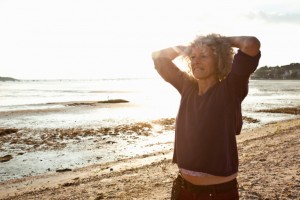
176, 173, 238, 194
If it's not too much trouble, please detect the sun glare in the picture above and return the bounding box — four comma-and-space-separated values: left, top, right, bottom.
0, 0, 300, 79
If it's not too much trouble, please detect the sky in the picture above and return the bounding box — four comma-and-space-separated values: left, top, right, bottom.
0, 0, 300, 80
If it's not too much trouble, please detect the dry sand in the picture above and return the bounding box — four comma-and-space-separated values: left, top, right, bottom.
0, 117, 299, 200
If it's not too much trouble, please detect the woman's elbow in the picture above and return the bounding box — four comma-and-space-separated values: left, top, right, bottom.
151, 52, 161, 71
245, 37, 261, 56
152, 51, 160, 61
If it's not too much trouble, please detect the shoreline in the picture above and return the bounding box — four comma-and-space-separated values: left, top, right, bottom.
0, 117, 175, 182
0, 117, 299, 199
0, 106, 299, 181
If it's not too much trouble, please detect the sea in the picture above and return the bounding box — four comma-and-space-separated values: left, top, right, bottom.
0, 79, 300, 181
0, 79, 299, 129
0, 78, 180, 129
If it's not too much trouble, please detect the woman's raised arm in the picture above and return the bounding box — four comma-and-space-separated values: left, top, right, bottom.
151, 46, 186, 82
225, 36, 261, 57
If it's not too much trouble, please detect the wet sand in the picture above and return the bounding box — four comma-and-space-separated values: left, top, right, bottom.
0, 107, 299, 199
0, 117, 175, 181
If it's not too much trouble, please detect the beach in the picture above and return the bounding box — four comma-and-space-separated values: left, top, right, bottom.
1, 79, 300, 199
1, 113, 300, 199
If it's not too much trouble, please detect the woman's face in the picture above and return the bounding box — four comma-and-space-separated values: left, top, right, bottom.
190, 45, 218, 81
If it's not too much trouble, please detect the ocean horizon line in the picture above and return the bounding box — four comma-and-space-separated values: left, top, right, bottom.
0, 76, 159, 82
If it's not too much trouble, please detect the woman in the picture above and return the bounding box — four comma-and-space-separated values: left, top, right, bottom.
152, 34, 261, 200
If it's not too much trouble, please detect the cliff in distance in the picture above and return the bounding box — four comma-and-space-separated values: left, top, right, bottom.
0, 77, 19, 81
251, 63, 300, 79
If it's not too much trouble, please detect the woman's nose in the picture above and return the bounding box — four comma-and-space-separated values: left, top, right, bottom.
192, 57, 201, 65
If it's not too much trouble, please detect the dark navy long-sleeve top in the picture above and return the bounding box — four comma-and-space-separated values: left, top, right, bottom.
169, 50, 261, 176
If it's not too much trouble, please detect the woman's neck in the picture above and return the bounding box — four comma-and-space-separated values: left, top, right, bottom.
197, 78, 219, 96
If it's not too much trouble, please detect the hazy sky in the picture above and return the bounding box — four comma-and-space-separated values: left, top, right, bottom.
0, 0, 300, 79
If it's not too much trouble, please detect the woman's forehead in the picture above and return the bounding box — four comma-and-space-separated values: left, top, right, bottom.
191, 45, 212, 54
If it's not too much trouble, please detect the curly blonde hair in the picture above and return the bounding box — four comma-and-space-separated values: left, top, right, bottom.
183, 33, 234, 81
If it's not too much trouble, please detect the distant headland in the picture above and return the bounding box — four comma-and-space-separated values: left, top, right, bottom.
251, 63, 300, 80
0, 77, 19, 81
